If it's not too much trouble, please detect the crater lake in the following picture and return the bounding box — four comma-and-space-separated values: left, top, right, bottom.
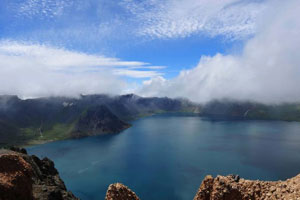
27, 113, 300, 200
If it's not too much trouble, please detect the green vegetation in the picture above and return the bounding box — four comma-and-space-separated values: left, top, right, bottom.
14, 123, 75, 146
40, 123, 75, 140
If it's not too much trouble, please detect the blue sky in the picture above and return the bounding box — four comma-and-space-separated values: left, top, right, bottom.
0, 0, 257, 79
1, 0, 299, 103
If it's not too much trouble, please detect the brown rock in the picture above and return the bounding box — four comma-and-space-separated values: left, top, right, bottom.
194, 174, 300, 200
105, 183, 140, 200
0, 153, 33, 200
0, 149, 78, 200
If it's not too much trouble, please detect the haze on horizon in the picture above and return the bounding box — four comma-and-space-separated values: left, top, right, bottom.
0, 0, 299, 103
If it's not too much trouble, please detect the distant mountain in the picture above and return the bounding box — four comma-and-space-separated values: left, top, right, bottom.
199, 99, 300, 121
1, 94, 300, 147
0, 94, 198, 147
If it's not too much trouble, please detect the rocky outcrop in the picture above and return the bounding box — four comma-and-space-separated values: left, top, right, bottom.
104, 174, 300, 200
3, 147, 300, 200
0, 148, 78, 200
194, 174, 300, 200
105, 183, 140, 200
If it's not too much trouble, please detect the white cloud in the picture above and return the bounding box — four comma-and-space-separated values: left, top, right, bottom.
0, 41, 163, 98
125, 65, 166, 70
137, 0, 300, 103
121, 0, 266, 40
0, 41, 146, 69
17, 0, 73, 18
4, 0, 300, 104
10, 0, 267, 43
113, 69, 163, 78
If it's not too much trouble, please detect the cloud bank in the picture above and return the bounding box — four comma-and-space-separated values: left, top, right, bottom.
138, 0, 300, 103
2, 0, 300, 104
0, 41, 163, 98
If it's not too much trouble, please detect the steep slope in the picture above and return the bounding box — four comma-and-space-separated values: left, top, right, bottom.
0, 148, 78, 200
71, 105, 131, 138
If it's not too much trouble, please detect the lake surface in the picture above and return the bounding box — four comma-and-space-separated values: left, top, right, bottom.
27, 114, 300, 200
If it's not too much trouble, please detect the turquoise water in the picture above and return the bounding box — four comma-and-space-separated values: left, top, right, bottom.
27, 114, 300, 200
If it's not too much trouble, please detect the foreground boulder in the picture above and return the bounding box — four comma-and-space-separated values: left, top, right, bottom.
194, 174, 300, 200
105, 183, 140, 200
0, 148, 78, 200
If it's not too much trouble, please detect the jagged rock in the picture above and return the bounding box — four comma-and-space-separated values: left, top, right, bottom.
3, 146, 300, 200
105, 183, 140, 200
0, 149, 78, 200
194, 174, 300, 200
0, 151, 33, 200
8, 146, 27, 154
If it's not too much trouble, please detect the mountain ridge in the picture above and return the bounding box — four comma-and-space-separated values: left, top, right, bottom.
0, 94, 198, 147
1, 94, 300, 147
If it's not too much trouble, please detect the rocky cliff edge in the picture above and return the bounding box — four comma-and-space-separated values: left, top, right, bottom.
104, 174, 300, 200
0, 147, 78, 200
2, 147, 300, 200
194, 174, 300, 200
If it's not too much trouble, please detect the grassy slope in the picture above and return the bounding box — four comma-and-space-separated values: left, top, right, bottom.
12, 123, 76, 146
10, 109, 192, 147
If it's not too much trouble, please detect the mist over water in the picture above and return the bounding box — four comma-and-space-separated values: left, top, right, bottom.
27, 114, 300, 200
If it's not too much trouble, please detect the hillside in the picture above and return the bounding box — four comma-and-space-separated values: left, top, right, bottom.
0, 94, 198, 147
